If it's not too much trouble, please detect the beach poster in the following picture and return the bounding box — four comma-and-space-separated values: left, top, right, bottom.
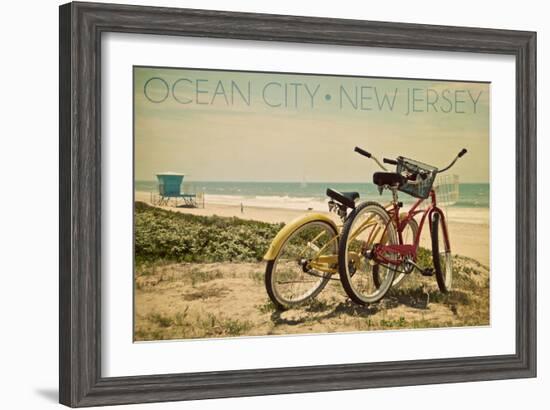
133, 66, 490, 341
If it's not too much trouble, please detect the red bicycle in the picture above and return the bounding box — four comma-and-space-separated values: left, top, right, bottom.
336, 146, 467, 305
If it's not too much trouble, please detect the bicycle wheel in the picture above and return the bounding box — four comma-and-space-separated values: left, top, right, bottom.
373, 215, 418, 288
338, 202, 398, 305
265, 220, 338, 310
431, 212, 453, 292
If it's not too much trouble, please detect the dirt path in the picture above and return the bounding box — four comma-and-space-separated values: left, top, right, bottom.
134, 257, 489, 341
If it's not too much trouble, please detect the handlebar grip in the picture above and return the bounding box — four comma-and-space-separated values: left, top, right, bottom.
354, 146, 371, 158
458, 148, 468, 158
383, 158, 398, 166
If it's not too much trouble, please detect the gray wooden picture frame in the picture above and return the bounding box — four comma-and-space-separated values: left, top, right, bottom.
59, 1, 536, 407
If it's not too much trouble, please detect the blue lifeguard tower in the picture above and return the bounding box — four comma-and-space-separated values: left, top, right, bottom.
155, 172, 202, 207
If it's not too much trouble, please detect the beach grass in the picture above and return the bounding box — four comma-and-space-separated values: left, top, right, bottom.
135, 201, 283, 265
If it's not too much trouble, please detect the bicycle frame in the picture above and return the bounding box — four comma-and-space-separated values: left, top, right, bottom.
349, 145, 466, 268
374, 188, 450, 266
293, 201, 437, 276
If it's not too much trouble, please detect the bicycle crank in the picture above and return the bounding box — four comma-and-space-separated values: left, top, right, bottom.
403, 258, 434, 276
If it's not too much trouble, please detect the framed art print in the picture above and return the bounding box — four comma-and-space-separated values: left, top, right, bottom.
59, 2, 536, 407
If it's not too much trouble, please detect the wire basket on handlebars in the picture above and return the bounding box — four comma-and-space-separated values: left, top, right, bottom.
396, 157, 438, 199
433, 174, 460, 206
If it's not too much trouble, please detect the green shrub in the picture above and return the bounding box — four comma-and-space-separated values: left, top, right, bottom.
135, 202, 283, 264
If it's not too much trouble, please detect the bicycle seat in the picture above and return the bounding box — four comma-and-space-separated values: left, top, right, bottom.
326, 188, 359, 209
373, 172, 405, 187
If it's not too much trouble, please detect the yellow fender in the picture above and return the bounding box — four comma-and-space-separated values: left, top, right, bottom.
263, 213, 339, 261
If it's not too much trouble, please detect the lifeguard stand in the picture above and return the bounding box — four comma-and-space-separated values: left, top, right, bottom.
155, 172, 200, 207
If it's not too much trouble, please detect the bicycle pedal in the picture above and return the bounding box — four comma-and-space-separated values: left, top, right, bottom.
421, 268, 434, 277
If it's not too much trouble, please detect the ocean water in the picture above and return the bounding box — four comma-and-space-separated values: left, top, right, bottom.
135, 180, 489, 209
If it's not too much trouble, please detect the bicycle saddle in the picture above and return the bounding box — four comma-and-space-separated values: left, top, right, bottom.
326, 188, 359, 209
372, 172, 406, 187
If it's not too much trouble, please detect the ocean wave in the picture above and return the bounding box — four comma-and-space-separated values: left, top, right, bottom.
205, 194, 328, 211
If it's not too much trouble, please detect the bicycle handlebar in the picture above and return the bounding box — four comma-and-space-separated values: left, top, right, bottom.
354, 146, 467, 176
438, 148, 468, 173
354, 146, 387, 171
354, 146, 372, 158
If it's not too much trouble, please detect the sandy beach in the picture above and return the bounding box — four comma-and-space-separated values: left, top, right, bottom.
135, 191, 490, 266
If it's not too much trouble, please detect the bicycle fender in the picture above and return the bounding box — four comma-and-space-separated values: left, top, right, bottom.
263, 213, 339, 261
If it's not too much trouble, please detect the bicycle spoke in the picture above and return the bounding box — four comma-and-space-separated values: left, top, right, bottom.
306, 241, 321, 252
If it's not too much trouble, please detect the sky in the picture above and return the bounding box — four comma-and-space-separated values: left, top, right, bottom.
134, 66, 490, 183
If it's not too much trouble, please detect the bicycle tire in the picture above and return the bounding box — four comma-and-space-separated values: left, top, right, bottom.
431, 212, 453, 292
338, 201, 398, 305
265, 220, 338, 310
